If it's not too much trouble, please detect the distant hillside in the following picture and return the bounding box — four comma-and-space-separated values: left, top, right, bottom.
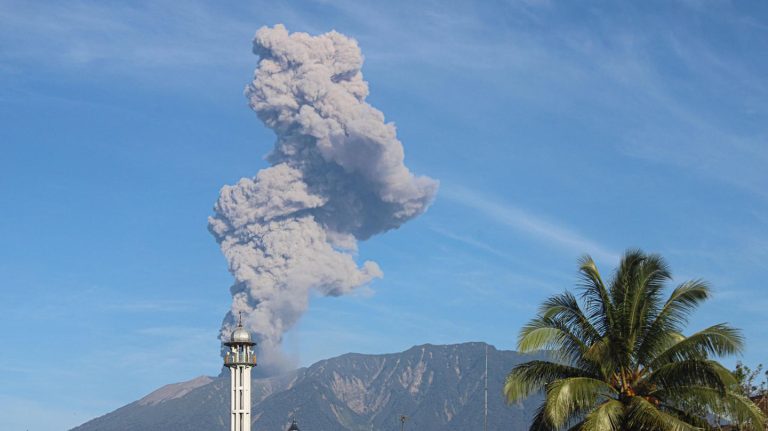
71, 342, 543, 431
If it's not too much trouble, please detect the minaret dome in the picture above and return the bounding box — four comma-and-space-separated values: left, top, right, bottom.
230, 326, 253, 344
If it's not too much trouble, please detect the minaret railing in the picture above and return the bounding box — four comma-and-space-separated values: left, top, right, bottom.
225, 351, 257, 365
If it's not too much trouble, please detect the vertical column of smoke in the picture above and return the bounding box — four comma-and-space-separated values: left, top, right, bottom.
209, 24, 438, 374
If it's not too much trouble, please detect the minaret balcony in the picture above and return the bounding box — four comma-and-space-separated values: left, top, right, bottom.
224, 353, 257, 366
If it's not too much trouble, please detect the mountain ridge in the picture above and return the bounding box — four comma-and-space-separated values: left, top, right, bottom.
71, 342, 542, 431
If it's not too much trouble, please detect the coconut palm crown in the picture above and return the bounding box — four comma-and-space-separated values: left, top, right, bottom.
505, 250, 765, 430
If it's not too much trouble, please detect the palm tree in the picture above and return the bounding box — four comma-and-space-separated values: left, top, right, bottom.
504, 250, 765, 430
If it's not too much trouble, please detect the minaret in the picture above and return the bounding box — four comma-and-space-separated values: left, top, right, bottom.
224, 313, 257, 431
484, 344, 488, 431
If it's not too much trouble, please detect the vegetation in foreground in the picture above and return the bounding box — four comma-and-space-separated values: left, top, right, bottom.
504, 250, 765, 430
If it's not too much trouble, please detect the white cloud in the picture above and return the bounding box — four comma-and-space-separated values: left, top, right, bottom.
441, 185, 619, 263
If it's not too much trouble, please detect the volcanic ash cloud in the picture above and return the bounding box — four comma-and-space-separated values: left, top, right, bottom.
209, 24, 438, 373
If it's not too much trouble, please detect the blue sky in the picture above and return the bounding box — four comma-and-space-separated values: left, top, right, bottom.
1, 0, 767, 429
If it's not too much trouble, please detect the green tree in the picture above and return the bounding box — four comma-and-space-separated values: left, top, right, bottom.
733, 361, 766, 397
504, 250, 765, 430
729, 362, 768, 430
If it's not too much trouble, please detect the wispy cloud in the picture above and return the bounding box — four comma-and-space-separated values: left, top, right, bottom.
135, 325, 214, 338
303, 2, 768, 203
0, 0, 256, 75
441, 185, 619, 262
324, 0, 768, 200
105, 299, 202, 313
428, 224, 531, 266
427, 224, 573, 285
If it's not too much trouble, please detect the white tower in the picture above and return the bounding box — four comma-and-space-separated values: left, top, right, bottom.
224, 314, 257, 431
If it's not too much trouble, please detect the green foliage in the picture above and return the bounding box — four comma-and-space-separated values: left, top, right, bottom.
733, 361, 767, 397
504, 250, 766, 431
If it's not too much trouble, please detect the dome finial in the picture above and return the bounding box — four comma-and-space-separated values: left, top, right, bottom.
238, 311, 243, 327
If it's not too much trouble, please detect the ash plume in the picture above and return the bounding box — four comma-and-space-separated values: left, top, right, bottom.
209, 24, 438, 373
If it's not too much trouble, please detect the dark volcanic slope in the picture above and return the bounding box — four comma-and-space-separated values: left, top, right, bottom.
72, 342, 543, 431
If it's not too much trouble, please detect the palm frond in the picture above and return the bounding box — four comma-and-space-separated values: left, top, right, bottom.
518, 317, 592, 366
654, 281, 711, 330
657, 404, 712, 430
582, 337, 616, 380
505, 360, 594, 403
648, 359, 735, 393
636, 330, 686, 368
577, 255, 613, 339
651, 324, 744, 368
624, 396, 702, 431
529, 402, 557, 431
565, 421, 586, 431
580, 399, 623, 431
609, 250, 651, 368
609, 249, 646, 314
540, 292, 602, 346
627, 254, 671, 361
544, 377, 616, 428
658, 386, 766, 430
637, 281, 711, 365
